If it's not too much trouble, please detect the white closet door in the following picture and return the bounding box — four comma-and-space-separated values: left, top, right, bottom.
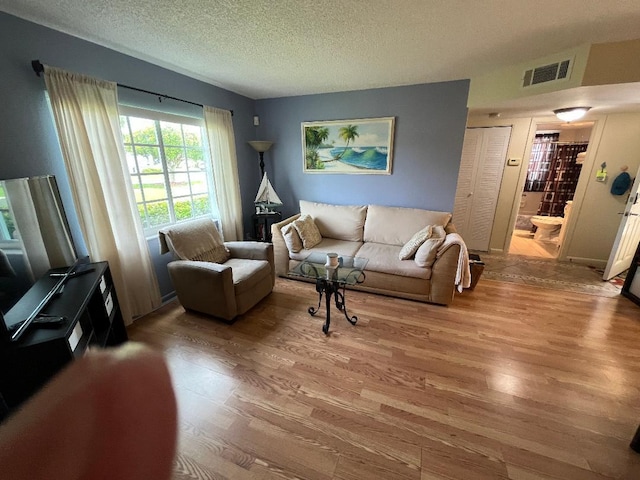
453, 129, 482, 237
453, 127, 511, 251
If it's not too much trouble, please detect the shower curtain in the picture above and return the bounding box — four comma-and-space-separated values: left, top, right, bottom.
538, 141, 588, 216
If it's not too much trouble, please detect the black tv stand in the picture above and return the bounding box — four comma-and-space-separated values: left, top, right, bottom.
49, 266, 95, 278
0, 262, 128, 415
9, 259, 88, 342
8, 314, 66, 334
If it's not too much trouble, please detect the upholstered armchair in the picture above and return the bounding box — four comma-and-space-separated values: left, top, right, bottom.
159, 218, 274, 321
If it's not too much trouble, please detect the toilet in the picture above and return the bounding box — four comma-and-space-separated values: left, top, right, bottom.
530, 215, 563, 241
530, 202, 572, 242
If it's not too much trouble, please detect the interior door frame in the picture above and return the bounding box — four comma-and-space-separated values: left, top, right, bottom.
501, 118, 602, 260
501, 119, 538, 254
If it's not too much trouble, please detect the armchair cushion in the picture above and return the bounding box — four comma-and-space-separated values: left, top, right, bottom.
226, 241, 276, 286
225, 258, 272, 295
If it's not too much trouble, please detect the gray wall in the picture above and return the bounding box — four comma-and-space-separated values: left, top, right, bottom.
0, 12, 470, 302
255, 82, 470, 219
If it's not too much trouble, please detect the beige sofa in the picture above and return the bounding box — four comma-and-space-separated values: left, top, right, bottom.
271, 201, 464, 306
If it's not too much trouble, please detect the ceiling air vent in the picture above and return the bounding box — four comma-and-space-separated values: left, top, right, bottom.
522, 58, 573, 88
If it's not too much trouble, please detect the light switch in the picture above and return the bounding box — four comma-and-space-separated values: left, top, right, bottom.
507, 158, 521, 166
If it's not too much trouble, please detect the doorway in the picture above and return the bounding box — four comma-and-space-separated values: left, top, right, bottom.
508, 121, 594, 259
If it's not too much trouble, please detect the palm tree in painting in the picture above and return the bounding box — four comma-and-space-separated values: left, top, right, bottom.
334, 125, 359, 161
306, 126, 329, 149
305, 126, 329, 169
305, 148, 323, 170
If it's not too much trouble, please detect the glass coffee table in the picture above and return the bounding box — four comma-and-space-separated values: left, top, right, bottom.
289, 252, 368, 335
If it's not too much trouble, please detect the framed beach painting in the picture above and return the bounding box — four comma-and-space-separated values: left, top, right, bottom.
302, 117, 395, 174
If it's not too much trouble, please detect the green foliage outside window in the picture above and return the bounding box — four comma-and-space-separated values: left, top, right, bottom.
139, 197, 211, 228
140, 202, 169, 228
131, 124, 203, 172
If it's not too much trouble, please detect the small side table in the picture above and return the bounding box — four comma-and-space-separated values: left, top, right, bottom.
252, 212, 282, 242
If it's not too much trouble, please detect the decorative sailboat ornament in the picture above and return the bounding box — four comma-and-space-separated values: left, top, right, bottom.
254, 173, 283, 212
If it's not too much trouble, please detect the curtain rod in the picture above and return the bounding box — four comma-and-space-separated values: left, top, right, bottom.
31, 60, 233, 116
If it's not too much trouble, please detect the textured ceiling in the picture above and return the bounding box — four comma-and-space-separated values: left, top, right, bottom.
2, 0, 640, 102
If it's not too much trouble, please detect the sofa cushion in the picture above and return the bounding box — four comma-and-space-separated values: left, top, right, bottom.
289, 238, 363, 262
363, 204, 451, 246
414, 225, 446, 267
300, 200, 367, 241
357, 242, 432, 280
281, 223, 303, 253
399, 225, 433, 260
293, 214, 322, 249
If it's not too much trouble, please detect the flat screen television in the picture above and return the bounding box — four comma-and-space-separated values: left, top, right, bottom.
0, 175, 81, 341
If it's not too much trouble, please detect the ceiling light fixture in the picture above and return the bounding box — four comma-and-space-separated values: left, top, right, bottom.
553, 107, 591, 122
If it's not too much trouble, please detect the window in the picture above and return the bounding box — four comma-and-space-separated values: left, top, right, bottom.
119, 107, 217, 234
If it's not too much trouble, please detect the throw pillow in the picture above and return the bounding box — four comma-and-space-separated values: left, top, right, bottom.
414, 225, 446, 267
281, 222, 303, 253
293, 214, 322, 249
398, 225, 432, 260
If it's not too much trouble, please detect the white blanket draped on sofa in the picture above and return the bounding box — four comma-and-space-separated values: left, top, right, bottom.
437, 233, 471, 292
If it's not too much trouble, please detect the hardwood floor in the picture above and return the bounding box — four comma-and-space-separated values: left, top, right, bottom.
128, 278, 640, 480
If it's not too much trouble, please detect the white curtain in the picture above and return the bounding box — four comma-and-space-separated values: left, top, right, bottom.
44, 66, 161, 324
203, 106, 243, 241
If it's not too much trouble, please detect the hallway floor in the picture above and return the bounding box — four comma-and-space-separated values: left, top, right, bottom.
475, 251, 625, 297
